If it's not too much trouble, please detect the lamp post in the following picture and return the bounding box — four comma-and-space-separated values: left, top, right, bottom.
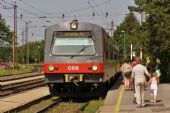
13, 0, 17, 69
37, 45, 41, 73
25, 21, 32, 64
37, 45, 40, 63
130, 43, 133, 60
121, 31, 125, 60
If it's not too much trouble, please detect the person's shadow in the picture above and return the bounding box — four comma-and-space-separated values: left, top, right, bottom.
144, 100, 163, 107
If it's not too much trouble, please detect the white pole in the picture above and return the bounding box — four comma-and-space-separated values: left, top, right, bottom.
140, 47, 143, 60
130, 44, 133, 60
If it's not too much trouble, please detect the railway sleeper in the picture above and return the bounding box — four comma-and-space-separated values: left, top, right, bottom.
0, 81, 46, 96
0, 73, 44, 82
0, 78, 45, 90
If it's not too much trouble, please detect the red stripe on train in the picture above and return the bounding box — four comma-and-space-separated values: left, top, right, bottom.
44, 63, 104, 73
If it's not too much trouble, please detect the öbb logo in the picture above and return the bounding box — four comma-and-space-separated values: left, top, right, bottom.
67, 66, 79, 70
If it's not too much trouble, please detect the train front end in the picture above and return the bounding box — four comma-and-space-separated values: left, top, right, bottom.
44, 20, 105, 96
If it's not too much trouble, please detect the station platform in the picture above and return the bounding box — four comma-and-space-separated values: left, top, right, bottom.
98, 77, 170, 113
0, 87, 49, 113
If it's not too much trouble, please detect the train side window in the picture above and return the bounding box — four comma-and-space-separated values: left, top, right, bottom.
106, 45, 109, 60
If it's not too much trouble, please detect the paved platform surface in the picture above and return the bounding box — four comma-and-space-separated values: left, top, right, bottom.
98, 77, 170, 113
0, 87, 49, 113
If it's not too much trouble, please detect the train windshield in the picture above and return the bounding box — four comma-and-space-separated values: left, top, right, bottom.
51, 38, 95, 56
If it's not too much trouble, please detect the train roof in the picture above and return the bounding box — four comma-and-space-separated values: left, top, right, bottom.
45, 20, 104, 31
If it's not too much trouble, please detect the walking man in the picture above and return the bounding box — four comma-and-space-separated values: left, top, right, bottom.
131, 58, 150, 108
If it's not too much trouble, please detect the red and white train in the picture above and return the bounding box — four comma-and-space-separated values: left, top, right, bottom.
44, 20, 119, 97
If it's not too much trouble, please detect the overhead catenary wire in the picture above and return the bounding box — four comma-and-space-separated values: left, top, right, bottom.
1, 0, 45, 44
1, 0, 55, 24
1, 0, 13, 6
1, 0, 129, 43
1, 0, 15, 20
1, 0, 122, 25
13, 0, 114, 20
20, 0, 45, 13
19, 0, 61, 23
87, 0, 110, 26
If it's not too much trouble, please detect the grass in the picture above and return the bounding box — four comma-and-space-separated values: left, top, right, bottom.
12, 95, 104, 113
81, 99, 104, 113
18, 97, 58, 113
0, 64, 35, 76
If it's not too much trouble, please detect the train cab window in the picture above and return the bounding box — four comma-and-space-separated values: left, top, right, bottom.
51, 38, 96, 56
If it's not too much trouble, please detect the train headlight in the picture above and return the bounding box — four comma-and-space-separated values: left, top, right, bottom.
70, 20, 78, 30
48, 65, 54, 71
92, 65, 98, 71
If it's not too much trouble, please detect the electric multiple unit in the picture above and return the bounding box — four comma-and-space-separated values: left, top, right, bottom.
44, 20, 119, 97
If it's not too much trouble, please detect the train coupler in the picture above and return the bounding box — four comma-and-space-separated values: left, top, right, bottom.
73, 81, 79, 87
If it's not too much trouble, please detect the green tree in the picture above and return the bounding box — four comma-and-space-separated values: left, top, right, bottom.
0, 17, 12, 43
114, 12, 141, 62
16, 40, 44, 64
0, 47, 11, 61
128, 0, 170, 82
0, 17, 12, 61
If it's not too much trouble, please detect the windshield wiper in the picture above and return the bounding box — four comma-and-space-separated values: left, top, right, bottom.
78, 45, 92, 53
70, 45, 92, 59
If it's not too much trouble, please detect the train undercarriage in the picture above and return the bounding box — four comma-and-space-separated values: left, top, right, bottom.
48, 83, 106, 98
46, 73, 119, 98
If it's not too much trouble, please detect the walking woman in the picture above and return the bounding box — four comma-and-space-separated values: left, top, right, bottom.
121, 59, 132, 90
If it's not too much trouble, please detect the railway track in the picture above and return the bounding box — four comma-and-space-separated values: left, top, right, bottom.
36, 100, 90, 113
5, 95, 91, 113
35, 97, 63, 113
21, 97, 91, 113
0, 72, 46, 96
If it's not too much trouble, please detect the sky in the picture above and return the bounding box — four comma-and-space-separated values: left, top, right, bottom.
0, 0, 136, 45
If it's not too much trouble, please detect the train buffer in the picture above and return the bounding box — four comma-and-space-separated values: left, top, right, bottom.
98, 77, 170, 113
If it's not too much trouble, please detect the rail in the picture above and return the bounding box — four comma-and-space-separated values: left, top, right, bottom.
35, 97, 63, 113
35, 98, 90, 113
0, 73, 46, 96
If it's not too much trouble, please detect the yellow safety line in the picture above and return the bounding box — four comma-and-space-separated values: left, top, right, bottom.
114, 86, 125, 113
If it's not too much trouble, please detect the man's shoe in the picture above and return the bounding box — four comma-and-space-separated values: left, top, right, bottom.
141, 104, 146, 107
